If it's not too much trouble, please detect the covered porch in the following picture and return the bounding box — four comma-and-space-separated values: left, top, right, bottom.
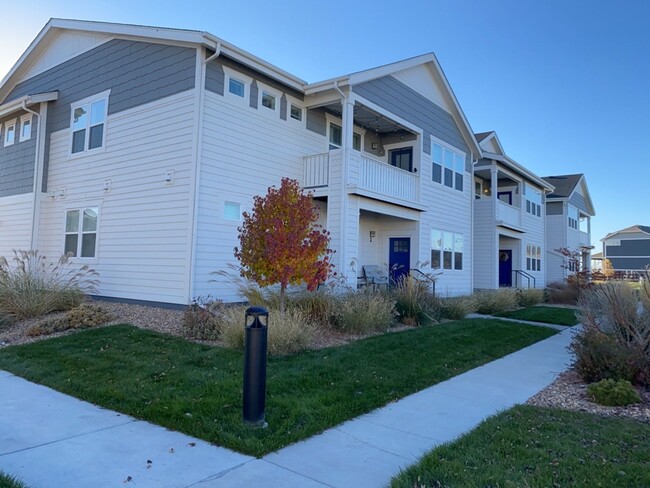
474, 162, 524, 231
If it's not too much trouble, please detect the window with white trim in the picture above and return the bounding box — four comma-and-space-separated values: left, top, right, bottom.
261, 91, 276, 110
329, 122, 342, 148
65, 208, 98, 258
431, 229, 463, 270
3, 119, 16, 147
228, 77, 246, 97
568, 205, 578, 229
524, 183, 542, 217
20, 114, 32, 142
353, 132, 361, 151
224, 202, 241, 221
290, 104, 302, 121
432, 142, 464, 192
526, 244, 541, 272
70, 92, 109, 154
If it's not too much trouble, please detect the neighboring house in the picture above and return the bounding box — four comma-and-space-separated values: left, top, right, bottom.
0, 19, 483, 305
542, 174, 596, 284
472, 131, 554, 290
601, 225, 650, 274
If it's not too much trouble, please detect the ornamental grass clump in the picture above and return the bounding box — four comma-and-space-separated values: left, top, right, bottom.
473, 289, 518, 315
391, 276, 440, 326
27, 303, 113, 337
0, 250, 99, 320
331, 290, 397, 334
517, 288, 544, 307
439, 296, 475, 321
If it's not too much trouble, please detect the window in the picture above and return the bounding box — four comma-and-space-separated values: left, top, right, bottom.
224, 202, 241, 221
389, 147, 413, 171
71, 92, 108, 154
526, 244, 541, 272
329, 123, 342, 147
229, 78, 245, 97
65, 208, 98, 258
431, 142, 464, 192
3, 120, 15, 147
290, 104, 302, 121
431, 229, 463, 270
568, 205, 578, 229
524, 183, 542, 217
261, 91, 276, 110
20, 115, 32, 142
353, 132, 361, 151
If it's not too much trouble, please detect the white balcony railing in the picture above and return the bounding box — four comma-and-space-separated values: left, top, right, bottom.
303, 153, 329, 188
303, 152, 419, 204
496, 200, 522, 228
579, 231, 591, 246
359, 155, 419, 203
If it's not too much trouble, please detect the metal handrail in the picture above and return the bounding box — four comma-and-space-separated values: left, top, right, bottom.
512, 269, 536, 289
410, 268, 436, 294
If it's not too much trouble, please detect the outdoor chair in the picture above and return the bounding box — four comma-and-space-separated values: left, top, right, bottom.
362, 265, 390, 291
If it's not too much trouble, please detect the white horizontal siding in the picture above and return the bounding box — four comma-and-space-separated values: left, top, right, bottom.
546, 214, 567, 284
473, 199, 496, 289
37, 90, 195, 304
521, 204, 546, 288
194, 91, 326, 301
0, 194, 33, 259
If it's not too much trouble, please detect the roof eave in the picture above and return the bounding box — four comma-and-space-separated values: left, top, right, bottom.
0, 91, 58, 117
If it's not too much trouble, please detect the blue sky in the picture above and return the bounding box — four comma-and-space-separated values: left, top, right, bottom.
2, 0, 648, 248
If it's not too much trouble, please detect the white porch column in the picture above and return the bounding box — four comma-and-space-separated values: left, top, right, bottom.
491, 164, 499, 288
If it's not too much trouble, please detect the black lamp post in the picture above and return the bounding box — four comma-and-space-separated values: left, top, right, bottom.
243, 306, 268, 426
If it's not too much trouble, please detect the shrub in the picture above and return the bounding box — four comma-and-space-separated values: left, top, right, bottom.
546, 281, 580, 305
331, 291, 397, 334
570, 327, 641, 383
587, 379, 641, 407
220, 306, 315, 356
183, 297, 224, 341
392, 276, 440, 325
439, 296, 475, 321
27, 304, 113, 337
473, 289, 518, 315
0, 250, 99, 320
517, 288, 544, 307
286, 289, 334, 327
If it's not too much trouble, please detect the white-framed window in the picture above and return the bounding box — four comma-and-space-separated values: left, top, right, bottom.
65, 207, 99, 258
353, 132, 362, 151
526, 244, 542, 272
524, 183, 542, 217
20, 114, 32, 142
261, 91, 276, 110
3, 119, 16, 147
329, 122, 342, 148
290, 103, 303, 121
70, 90, 110, 155
228, 77, 246, 98
431, 229, 463, 270
431, 140, 464, 192
568, 205, 578, 229
224, 202, 241, 221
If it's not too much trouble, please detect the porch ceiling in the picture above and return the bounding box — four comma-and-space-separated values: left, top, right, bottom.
322, 101, 415, 137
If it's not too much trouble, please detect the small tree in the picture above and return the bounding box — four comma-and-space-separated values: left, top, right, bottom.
602, 258, 615, 280
234, 178, 334, 313
557, 247, 589, 289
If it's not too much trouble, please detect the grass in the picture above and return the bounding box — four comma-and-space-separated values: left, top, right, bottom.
497, 305, 579, 326
0, 473, 28, 488
0, 320, 555, 457
391, 405, 650, 487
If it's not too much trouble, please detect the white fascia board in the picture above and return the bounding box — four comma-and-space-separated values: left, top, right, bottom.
483, 152, 553, 192
0, 92, 58, 118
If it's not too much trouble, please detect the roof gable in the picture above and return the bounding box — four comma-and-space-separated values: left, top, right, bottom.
602, 225, 650, 240
475, 131, 505, 155
391, 63, 453, 113
543, 174, 582, 198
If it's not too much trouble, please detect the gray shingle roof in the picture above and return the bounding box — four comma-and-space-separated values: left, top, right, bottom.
474, 131, 493, 142
542, 174, 583, 198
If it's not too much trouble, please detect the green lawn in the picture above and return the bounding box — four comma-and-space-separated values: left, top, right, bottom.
0, 320, 556, 457
497, 305, 579, 326
391, 405, 650, 488
0, 473, 28, 488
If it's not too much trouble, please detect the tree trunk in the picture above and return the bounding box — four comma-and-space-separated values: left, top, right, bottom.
279, 284, 286, 315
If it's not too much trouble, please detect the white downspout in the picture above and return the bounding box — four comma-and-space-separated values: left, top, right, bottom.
22, 101, 42, 250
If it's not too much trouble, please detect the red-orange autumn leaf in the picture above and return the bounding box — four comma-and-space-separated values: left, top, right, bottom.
234, 178, 334, 312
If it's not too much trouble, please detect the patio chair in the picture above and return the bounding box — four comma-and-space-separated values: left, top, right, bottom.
362, 265, 389, 291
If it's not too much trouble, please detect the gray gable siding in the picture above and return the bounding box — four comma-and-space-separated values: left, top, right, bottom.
306, 108, 327, 136
249, 80, 258, 109
0, 111, 38, 197
569, 191, 588, 214
609, 257, 650, 271
4, 39, 196, 191
546, 201, 564, 215
352, 75, 471, 170
606, 239, 650, 257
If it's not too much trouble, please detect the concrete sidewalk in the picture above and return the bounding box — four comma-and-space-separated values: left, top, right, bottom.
0, 327, 575, 488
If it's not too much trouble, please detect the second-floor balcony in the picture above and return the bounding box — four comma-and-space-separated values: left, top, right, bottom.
579, 230, 591, 247
496, 199, 522, 228
303, 150, 420, 207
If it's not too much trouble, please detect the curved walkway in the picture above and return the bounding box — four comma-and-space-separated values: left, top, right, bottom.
0, 325, 575, 488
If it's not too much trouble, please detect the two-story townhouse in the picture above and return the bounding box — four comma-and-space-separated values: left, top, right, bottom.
601, 225, 650, 275
472, 131, 554, 290
0, 19, 482, 305
542, 173, 596, 284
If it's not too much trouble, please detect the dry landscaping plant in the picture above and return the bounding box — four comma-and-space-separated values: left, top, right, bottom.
0, 250, 99, 320
391, 276, 440, 325
183, 297, 224, 341
473, 289, 518, 315
439, 296, 475, 320
516, 288, 544, 307
27, 304, 113, 337
546, 281, 580, 305
331, 291, 397, 334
